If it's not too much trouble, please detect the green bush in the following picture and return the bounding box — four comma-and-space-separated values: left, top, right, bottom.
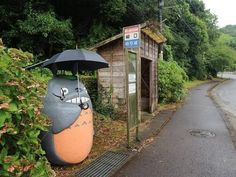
0, 40, 53, 176
158, 60, 188, 103
80, 75, 98, 105
80, 75, 114, 118
93, 86, 114, 118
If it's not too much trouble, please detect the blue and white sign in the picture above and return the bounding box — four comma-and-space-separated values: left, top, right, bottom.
123, 25, 140, 48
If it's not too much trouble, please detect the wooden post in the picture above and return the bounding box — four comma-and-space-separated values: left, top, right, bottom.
124, 48, 130, 148
136, 25, 141, 141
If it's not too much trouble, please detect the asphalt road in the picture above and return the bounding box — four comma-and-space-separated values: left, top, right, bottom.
214, 72, 236, 132
115, 82, 236, 177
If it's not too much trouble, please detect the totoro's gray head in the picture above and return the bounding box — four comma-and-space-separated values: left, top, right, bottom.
42, 76, 92, 133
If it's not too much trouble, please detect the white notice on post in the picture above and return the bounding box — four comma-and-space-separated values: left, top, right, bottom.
129, 83, 136, 94
128, 73, 136, 82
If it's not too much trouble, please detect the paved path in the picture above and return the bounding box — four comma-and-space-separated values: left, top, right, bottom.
115, 83, 236, 177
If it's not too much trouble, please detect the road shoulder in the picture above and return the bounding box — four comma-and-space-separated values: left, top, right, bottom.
209, 79, 236, 149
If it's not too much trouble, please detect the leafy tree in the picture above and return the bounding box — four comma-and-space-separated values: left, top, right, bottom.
51, 0, 160, 47
207, 32, 236, 76
228, 39, 236, 49
163, 0, 220, 79
100, 0, 127, 24
207, 45, 236, 76
220, 26, 236, 49
221, 25, 236, 37
0, 1, 75, 61
14, 11, 75, 59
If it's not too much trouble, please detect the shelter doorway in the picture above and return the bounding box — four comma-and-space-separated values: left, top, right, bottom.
141, 58, 151, 112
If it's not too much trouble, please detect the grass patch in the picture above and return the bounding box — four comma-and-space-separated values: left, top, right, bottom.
184, 80, 210, 90
158, 79, 211, 112
158, 103, 181, 112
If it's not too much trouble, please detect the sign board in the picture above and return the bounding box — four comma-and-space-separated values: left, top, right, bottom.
126, 51, 139, 147
127, 52, 138, 129
123, 25, 140, 48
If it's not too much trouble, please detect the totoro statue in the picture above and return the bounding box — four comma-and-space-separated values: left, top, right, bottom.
40, 76, 93, 165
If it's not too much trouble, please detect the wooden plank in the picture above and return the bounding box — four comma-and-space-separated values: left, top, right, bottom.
112, 71, 125, 77
150, 39, 154, 59
113, 91, 125, 99
111, 50, 124, 56
99, 77, 111, 81
99, 72, 113, 77
100, 54, 112, 58
112, 39, 123, 50
112, 76, 125, 83
149, 60, 154, 113
99, 82, 111, 88
112, 82, 125, 88
112, 61, 125, 67
98, 67, 111, 72
112, 65, 125, 72
112, 55, 124, 62
145, 35, 149, 57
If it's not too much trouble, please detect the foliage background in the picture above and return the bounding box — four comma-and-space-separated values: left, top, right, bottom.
1, 0, 235, 79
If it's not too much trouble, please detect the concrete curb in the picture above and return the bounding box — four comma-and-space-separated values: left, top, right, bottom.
208, 79, 236, 149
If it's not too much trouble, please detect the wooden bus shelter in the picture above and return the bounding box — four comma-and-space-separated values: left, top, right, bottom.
90, 22, 166, 125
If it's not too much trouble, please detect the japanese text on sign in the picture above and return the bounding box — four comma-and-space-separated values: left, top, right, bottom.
123, 25, 140, 48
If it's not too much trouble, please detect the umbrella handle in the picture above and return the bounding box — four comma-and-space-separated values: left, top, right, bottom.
79, 101, 89, 110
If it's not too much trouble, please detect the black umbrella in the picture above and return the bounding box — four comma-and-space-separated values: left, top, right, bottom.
42, 49, 109, 74
42, 49, 109, 109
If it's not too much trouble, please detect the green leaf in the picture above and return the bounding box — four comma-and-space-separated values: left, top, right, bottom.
34, 124, 47, 131
0, 147, 8, 162
16, 139, 24, 145
7, 103, 18, 112
27, 108, 34, 118
30, 160, 48, 177
28, 130, 40, 139
0, 111, 11, 127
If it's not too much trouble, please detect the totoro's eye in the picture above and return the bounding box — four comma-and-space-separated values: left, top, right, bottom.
61, 88, 69, 95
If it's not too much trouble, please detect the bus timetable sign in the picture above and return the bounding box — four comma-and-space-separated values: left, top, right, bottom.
123, 25, 140, 48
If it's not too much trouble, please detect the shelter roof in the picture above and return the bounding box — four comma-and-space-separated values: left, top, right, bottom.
89, 21, 166, 50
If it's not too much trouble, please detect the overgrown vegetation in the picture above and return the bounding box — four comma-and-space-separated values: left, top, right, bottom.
80, 75, 114, 118
162, 0, 218, 79
1, 0, 236, 79
158, 60, 188, 103
0, 1, 75, 61
93, 87, 114, 118
0, 40, 53, 176
1, 1, 236, 110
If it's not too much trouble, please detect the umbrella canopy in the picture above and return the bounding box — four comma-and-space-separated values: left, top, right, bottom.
42, 49, 109, 73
